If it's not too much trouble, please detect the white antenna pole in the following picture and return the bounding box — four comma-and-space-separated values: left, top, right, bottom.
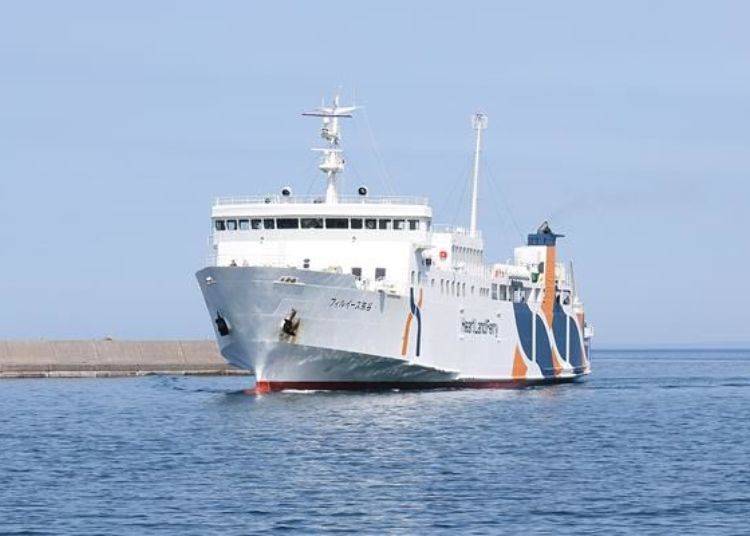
470, 112, 487, 237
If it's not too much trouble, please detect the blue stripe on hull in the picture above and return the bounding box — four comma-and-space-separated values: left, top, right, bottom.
513, 303, 534, 361
552, 302, 570, 365
569, 316, 585, 370
535, 315, 555, 377
512, 303, 556, 378
553, 301, 586, 369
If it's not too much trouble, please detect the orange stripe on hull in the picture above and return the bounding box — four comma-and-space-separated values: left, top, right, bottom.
541, 246, 556, 326
512, 345, 528, 379
401, 288, 424, 357
401, 313, 414, 356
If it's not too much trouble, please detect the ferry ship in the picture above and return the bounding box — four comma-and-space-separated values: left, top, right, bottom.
196, 96, 593, 392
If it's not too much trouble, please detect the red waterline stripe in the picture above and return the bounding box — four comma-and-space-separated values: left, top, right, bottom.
254, 376, 582, 393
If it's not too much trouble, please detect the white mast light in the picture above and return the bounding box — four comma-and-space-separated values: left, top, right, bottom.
303, 94, 357, 204
470, 112, 488, 238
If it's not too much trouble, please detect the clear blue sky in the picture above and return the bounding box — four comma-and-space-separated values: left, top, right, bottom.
1, 1, 747, 347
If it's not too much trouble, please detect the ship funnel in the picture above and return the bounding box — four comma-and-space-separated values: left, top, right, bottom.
527, 221, 565, 246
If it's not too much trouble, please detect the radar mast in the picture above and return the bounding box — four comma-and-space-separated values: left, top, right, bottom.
303, 94, 357, 203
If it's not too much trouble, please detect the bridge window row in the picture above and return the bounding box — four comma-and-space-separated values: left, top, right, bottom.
214, 218, 427, 232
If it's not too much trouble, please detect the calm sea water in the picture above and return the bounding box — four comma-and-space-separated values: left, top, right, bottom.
1, 350, 749, 535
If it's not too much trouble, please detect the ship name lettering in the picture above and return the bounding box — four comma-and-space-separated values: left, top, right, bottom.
461, 319, 499, 337
329, 297, 373, 311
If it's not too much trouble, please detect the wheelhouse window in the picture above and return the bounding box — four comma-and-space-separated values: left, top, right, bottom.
301, 218, 323, 229
408, 219, 420, 230
263, 218, 275, 230
375, 267, 386, 281
365, 218, 377, 230
214, 220, 226, 231
226, 219, 238, 231
325, 218, 348, 229
378, 219, 392, 230
394, 219, 406, 230
251, 219, 262, 230
277, 218, 299, 229
239, 219, 249, 230
351, 218, 363, 229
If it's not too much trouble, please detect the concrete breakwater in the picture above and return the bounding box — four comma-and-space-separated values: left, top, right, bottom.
0, 340, 249, 378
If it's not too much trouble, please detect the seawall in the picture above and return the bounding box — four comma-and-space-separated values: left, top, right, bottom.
0, 340, 250, 378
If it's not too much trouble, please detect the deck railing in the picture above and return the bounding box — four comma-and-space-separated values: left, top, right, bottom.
214, 195, 429, 206
431, 224, 482, 238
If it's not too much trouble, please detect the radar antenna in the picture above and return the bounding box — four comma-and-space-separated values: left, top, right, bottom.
303, 94, 357, 203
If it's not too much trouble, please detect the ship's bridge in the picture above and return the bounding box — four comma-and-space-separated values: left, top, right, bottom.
209, 195, 432, 289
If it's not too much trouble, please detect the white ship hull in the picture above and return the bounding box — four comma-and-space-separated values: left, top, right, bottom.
196, 266, 590, 392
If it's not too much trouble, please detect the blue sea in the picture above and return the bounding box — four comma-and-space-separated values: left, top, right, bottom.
1, 349, 749, 535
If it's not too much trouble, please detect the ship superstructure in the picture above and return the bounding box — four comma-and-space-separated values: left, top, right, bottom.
197, 96, 593, 391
